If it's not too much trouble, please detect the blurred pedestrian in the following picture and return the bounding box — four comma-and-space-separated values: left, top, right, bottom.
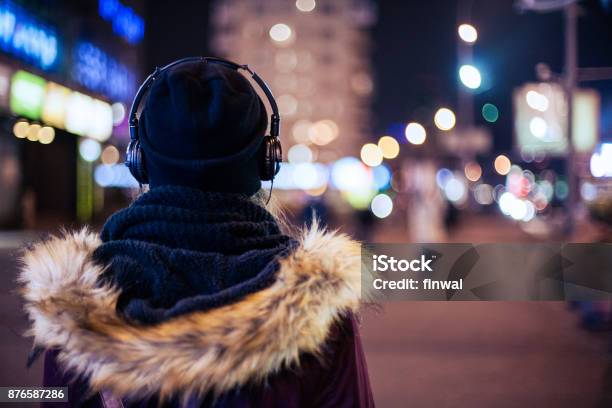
19, 59, 373, 407
299, 196, 331, 228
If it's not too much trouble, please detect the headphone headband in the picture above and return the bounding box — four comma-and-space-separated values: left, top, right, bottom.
129, 56, 280, 140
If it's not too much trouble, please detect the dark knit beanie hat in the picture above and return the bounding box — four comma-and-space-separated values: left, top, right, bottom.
139, 60, 268, 195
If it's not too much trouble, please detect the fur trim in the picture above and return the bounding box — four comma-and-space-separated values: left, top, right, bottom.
19, 225, 363, 400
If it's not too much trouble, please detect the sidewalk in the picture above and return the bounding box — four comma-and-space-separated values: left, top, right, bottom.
361, 214, 609, 407
360, 302, 608, 407
0, 231, 44, 249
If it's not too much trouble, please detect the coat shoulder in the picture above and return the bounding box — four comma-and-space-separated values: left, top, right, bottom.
20, 225, 367, 401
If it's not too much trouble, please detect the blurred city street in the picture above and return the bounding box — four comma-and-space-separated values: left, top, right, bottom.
1, 0, 612, 406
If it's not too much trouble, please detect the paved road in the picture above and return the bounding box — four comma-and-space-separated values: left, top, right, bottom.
360, 214, 610, 407
0, 247, 43, 390
360, 302, 609, 407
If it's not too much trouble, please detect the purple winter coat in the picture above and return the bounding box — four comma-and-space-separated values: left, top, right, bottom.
42, 316, 373, 407
20, 228, 374, 407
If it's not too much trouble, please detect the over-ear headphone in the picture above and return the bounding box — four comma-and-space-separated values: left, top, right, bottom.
126, 56, 282, 185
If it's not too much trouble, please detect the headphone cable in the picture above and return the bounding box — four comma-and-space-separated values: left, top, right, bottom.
266, 178, 274, 205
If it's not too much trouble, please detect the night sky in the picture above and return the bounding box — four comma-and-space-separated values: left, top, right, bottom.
145, 0, 612, 156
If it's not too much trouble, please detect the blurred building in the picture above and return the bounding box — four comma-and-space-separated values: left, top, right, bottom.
0, 0, 144, 228
210, 0, 376, 165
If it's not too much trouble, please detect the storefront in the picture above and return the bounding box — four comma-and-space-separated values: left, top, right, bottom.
0, 0, 143, 228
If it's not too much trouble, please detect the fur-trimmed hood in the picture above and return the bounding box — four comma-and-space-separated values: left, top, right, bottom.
19, 226, 363, 401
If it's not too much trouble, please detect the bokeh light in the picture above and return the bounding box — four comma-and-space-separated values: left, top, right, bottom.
493, 184, 506, 202
529, 117, 547, 139
444, 177, 467, 204
459, 64, 481, 89
344, 188, 377, 210
498, 192, 534, 221
101, 145, 120, 165
509, 199, 528, 221
269, 23, 292, 43
405, 122, 426, 145
522, 201, 536, 222
555, 179, 569, 200
481, 103, 499, 122
580, 181, 597, 201
295, 0, 316, 12
13, 120, 29, 138
331, 157, 372, 191
434, 108, 456, 131
94, 164, 139, 188
464, 161, 482, 182
372, 165, 391, 190
79, 139, 102, 162
371, 193, 393, 218
436, 168, 453, 189
38, 126, 55, 144
111, 102, 126, 125
26, 124, 41, 141
292, 119, 312, 143
287, 144, 313, 163
305, 184, 328, 197
309, 119, 338, 145
94, 165, 114, 187
474, 183, 494, 205
499, 192, 515, 215
525, 90, 549, 112
377, 136, 400, 159
494, 154, 511, 175
590, 144, 612, 177
457, 23, 478, 43
292, 163, 318, 190
360, 143, 383, 167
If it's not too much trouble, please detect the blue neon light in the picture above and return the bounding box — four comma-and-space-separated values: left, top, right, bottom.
0, 1, 59, 70
99, 0, 144, 45
71, 41, 135, 102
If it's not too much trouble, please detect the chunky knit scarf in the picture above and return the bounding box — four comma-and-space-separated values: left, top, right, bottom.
94, 186, 295, 325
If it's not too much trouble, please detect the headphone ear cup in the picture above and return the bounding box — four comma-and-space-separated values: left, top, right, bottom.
259, 135, 282, 181
126, 139, 148, 184
272, 137, 282, 176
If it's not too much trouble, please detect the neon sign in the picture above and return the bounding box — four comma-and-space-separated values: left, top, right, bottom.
0, 1, 59, 70
9, 69, 114, 141
10, 70, 46, 119
42, 82, 70, 128
71, 41, 136, 102
65, 91, 113, 142
98, 0, 144, 44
